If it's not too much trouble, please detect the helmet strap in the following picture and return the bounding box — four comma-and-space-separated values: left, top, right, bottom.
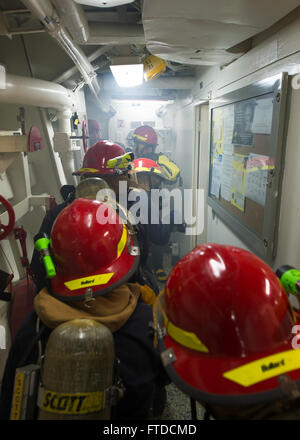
84, 288, 96, 309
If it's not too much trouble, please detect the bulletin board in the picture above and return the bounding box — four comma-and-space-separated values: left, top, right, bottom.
208, 73, 288, 261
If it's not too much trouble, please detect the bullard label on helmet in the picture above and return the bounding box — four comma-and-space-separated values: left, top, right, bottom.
64, 273, 114, 291
223, 349, 300, 387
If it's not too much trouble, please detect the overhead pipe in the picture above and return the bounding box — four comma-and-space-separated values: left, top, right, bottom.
50, 0, 144, 45
85, 22, 144, 45
51, 0, 90, 45
0, 74, 74, 110
21, 0, 100, 100
53, 25, 100, 98
54, 45, 113, 84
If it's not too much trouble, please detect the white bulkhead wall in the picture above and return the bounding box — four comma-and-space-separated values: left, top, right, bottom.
109, 100, 169, 149
0, 42, 86, 281
188, 9, 300, 270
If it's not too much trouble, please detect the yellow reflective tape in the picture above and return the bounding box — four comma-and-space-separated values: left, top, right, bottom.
117, 224, 127, 258
10, 372, 25, 420
40, 389, 105, 415
76, 167, 99, 173
106, 153, 133, 169
133, 166, 151, 172
165, 316, 209, 353
223, 349, 300, 387
133, 166, 162, 175
64, 273, 114, 291
157, 154, 180, 181
132, 133, 147, 142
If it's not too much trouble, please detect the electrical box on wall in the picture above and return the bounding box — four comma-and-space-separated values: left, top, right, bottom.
53, 133, 82, 153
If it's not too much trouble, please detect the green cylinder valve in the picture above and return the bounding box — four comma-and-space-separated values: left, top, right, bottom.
34, 233, 56, 278
276, 265, 300, 296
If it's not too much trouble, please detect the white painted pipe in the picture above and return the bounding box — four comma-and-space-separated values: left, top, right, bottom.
53, 25, 100, 96
54, 45, 113, 84
84, 22, 145, 45
52, 0, 145, 45
51, 0, 90, 44
0, 74, 74, 110
22, 0, 54, 26
21, 0, 100, 98
50, 0, 144, 45
57, 109, 73, 133
58, 151, 78, 186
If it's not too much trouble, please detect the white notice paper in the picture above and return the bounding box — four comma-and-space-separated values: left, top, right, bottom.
245, 169, 268, 206
211, 157, 222, 198
222, 106, 234, 155
221, 154, 233, 202
244, 153, 273, 206
252, 97, 274, 135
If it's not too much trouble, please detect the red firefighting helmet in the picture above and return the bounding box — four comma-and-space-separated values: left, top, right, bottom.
132, 125, 158, 147
49, 198, 140, 302
88, 119, 100, 133
130, 158, 169, 180
158, 244, 300, 406
73, 140, 133, 176
88, 119, 101, 146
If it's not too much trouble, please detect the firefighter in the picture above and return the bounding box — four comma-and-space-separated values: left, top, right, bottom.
155, 243, 300, 420
30, 141, 135, 293
72, 141, 166, 296
131, 125, 181, 184
130, 157, 185, 283
131, 125, 183, 282
73, 140, 133, 199
88, 119, 102, 146
0, 199, 168, 420
31, 140, 162, 301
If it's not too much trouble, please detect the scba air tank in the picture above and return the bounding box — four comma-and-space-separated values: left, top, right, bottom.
38, 319, 115, 420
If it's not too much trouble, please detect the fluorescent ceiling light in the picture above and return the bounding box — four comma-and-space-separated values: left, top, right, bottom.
110, 64, 143, 87
109, 56, 143, 88
74, 0, 134, 7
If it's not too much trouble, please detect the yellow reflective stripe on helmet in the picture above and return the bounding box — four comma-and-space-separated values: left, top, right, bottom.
133, 166, 151, 172
76, 168, 100, 174
164, 316, 209, 353
117, 224, 127, 258
132, 133, 147, 142
223, 349, 300, 387
133, 166, 162, 175
64, 273, 114, 291
40, 388, 105, 415
106, 152, 134, 169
